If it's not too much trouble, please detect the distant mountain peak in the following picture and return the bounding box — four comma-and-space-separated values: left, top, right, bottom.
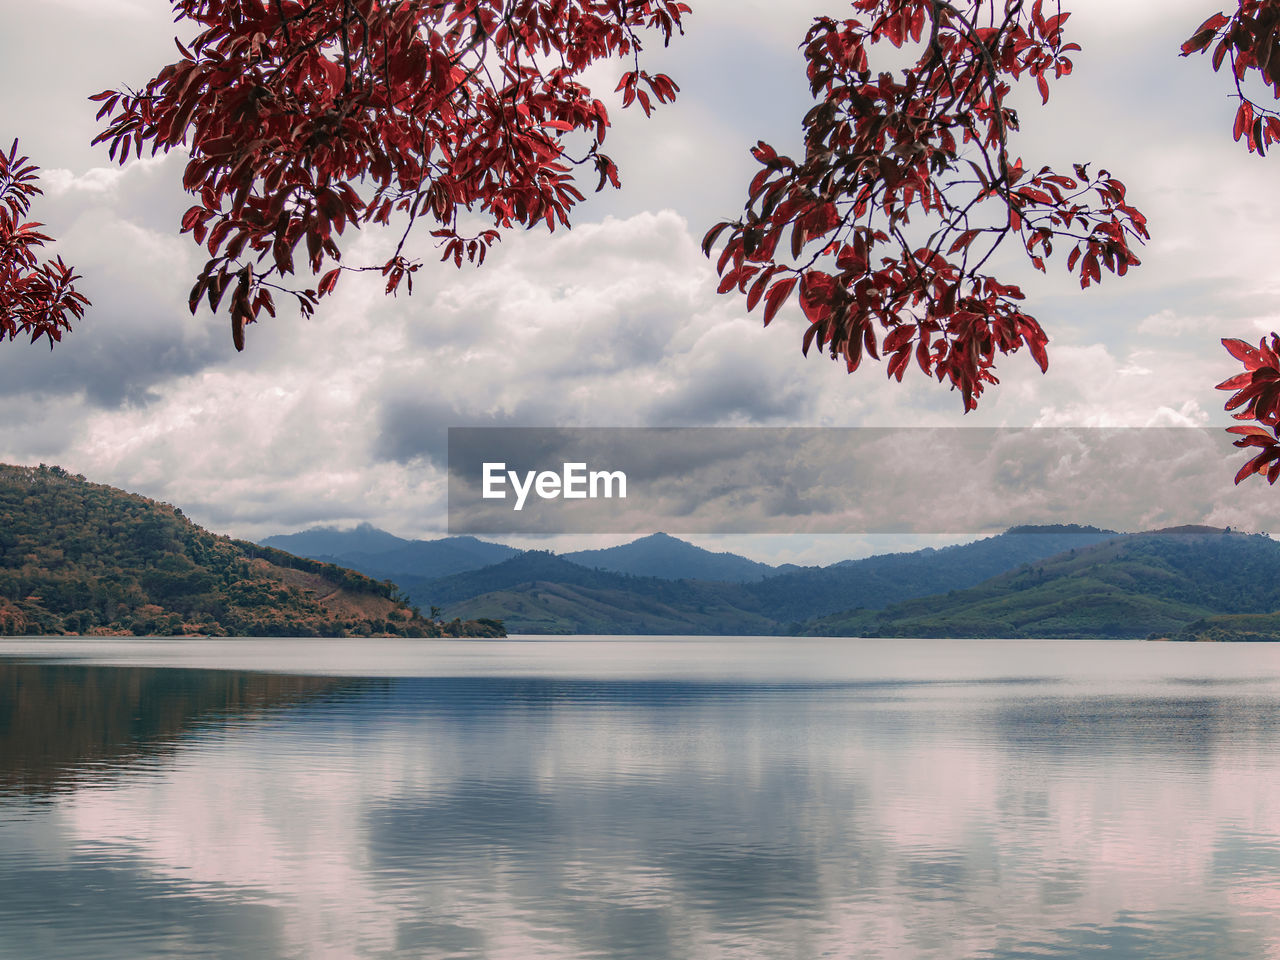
562, 533, 775, 583
260, 523, 411, 557
259, 527, 518, 583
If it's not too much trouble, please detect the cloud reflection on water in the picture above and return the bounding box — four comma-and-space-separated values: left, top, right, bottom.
2, 652, 1280, 958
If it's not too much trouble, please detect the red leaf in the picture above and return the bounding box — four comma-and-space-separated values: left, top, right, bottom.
763, 276, 798, 326
1025, 331, 1049, 373
702, 222, 731, 258
802, 320, 822, 356
883, 324, 914, 354
1181, 28, 1218, 56
1216, 371, 1255, 391
1223, 338, 1265, 367
318, 268, 341, 297
1234, 102, 1254, 143
1213, 39, 1229, 71
886, 347, 911, 382
916, 338, 932, 374
180, 205, 205, 233
746, 266, 778, 312
1236, 447, 1280, 484
1191, 12, 1230, 36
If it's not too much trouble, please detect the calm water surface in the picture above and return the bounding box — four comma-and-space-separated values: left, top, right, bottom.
2, 637, 1280, 959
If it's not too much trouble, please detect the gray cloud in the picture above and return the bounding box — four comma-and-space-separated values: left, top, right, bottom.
646, 349, 816, 425
0, 312, 221, 409
0, 161, 223, 409
374, 396, 528, 468
2, 0, 1278, 544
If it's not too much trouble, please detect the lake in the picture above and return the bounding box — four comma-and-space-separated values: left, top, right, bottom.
2, 637, 1280, 959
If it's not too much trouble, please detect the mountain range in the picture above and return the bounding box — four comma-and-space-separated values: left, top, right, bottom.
263, 525, 520, 581
267, 522, 1275, 636
260, 521, 1280, 638
8, 465, 1279, 640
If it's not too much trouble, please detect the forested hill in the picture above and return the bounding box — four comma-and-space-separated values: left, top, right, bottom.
424, 525, 1280, 638
806, 528, 1280, 638
731, 524, 1118, 624
0, 464, 503, 638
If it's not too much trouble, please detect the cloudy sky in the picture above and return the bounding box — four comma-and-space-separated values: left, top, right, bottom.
3, 0, 1277, 564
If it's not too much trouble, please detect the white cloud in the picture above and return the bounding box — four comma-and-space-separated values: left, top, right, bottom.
4, 0, 1280, 541
0, 211, 821, 538
41, 166, 126, 195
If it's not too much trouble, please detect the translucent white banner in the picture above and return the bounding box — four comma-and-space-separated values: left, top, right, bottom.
447, 427, 1278, 535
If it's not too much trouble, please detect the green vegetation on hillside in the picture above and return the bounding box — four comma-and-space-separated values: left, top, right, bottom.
807, 530, 1280, 638
244, 521, 1280, 640
733, 525, 1118, 624
0, 464, 504, 638
415, 526, 1280, 639
1170, 613, 1280, 642
446, 580, 777, 635
417, 528, 1118, 634
420, 551, 763, 634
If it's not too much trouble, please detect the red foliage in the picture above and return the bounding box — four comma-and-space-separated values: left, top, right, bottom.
1182, 2, 1280, 155
703, 0, 1148, 411
1218, 335, 1280, 483
0, 140, 90, 346
1183, 4, 1280, 480
91, 0, 688, 349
